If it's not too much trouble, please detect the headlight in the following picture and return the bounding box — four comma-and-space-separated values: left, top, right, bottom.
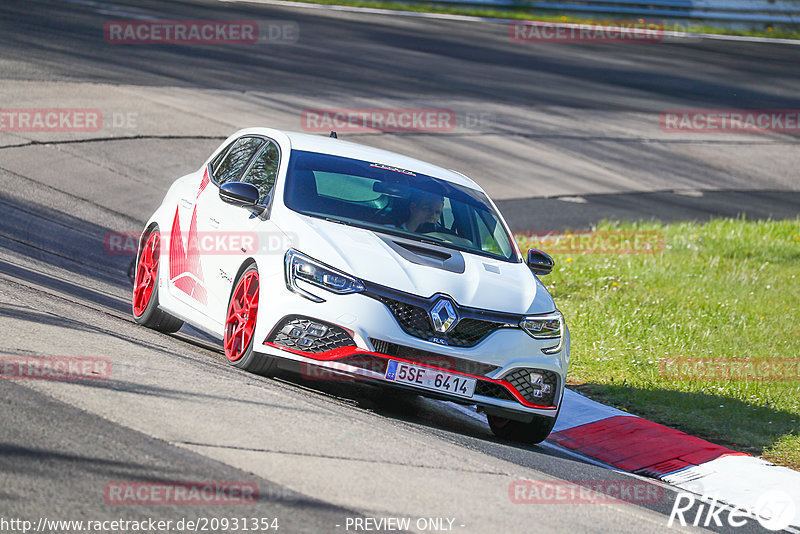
520, 311, 564, 354
285, 249, 364, 302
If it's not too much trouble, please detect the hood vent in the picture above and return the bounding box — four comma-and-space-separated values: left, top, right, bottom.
397, 241, 451, 261
378, 234, 465, 274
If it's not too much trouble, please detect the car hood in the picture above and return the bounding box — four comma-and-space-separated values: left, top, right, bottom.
277, 213, 556, 315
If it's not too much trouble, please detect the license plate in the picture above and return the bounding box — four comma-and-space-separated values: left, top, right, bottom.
384, 360, 476, 398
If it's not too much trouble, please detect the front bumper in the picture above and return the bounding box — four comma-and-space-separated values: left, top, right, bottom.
257, 317, 567, 418
251, 276, 568, 418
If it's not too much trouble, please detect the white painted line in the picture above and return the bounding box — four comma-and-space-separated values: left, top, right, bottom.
556, 195, 588, 203
686, 32, 800, 45
220, 0, 800, 45
673, 189, 704, 197
444, 390, 800, 532
221, 0, 520, 23
443, 395, 800, 530
58, 0, 158, 20
553, 388, 636, 433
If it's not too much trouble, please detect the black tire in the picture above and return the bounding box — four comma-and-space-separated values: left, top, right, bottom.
132, 227, 184, 334
487, 413, 557, 444
224, 264, 277, 376
487, 388, 564, 444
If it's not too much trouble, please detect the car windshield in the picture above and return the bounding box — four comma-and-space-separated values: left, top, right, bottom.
283, 150, 519, 262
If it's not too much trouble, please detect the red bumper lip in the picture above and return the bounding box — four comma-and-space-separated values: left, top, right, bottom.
262, 341, 557, 410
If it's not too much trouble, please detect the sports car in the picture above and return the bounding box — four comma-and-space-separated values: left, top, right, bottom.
132, 128, 570, 443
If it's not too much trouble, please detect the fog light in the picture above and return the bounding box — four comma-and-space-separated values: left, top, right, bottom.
296, 337, 314, 348
281, 325, 303, 337
529, 372, 544, 387
306, 323, 328, 338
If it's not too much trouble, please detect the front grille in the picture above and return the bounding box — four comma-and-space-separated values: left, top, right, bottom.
373, 296, 432, 338
267, 316, 355, 354
369, 339, 500, 376
372, 295, 506, 347
446, 318, 502, 346
501, 368, 559, 406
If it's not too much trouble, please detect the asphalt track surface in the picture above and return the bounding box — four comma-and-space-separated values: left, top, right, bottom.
0, 0, 798, 532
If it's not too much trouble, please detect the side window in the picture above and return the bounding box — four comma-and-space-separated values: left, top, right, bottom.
214, 137, 264, 185
241, 141, 280, 204
474, 211, 511, 257
442, 198, 455, 230
210, 140, 235, 174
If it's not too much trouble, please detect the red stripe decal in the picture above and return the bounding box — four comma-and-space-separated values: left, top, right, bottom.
169, 205, 207, 305
549, 416, 746, 476
169, 207, 185, 281
198, 169, 210, 198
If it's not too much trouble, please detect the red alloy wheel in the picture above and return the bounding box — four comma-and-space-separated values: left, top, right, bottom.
132, 231, 160, 317
224, 270, 259, 362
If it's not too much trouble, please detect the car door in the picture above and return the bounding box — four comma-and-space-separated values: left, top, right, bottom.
167, 136, 264, 318
195, 136, 284, 327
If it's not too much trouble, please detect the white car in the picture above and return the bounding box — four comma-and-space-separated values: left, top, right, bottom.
132, 128, 570, 443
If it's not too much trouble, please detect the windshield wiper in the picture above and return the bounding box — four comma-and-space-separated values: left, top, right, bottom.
415, 237, 444, 247
323, 217, 353, 226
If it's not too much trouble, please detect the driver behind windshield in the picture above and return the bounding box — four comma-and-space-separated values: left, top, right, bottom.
399, 193, 444, 233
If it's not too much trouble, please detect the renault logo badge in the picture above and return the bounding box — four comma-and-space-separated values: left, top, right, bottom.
430, 298, 458, 333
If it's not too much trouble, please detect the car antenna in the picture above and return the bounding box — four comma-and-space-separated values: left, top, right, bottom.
329, 131, 337, 139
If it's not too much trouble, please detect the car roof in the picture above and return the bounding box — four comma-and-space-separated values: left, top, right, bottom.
234, 127, 481, 191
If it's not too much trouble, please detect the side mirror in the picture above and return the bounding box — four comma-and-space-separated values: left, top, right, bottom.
219, 182, 259, 207
526, 248, 555, 275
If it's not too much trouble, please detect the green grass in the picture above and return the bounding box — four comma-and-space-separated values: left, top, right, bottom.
283, 0, 800, 40
516, 218, 800, 469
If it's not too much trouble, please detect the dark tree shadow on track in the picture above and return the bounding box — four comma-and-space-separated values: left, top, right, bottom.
0, 191, 136, 294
